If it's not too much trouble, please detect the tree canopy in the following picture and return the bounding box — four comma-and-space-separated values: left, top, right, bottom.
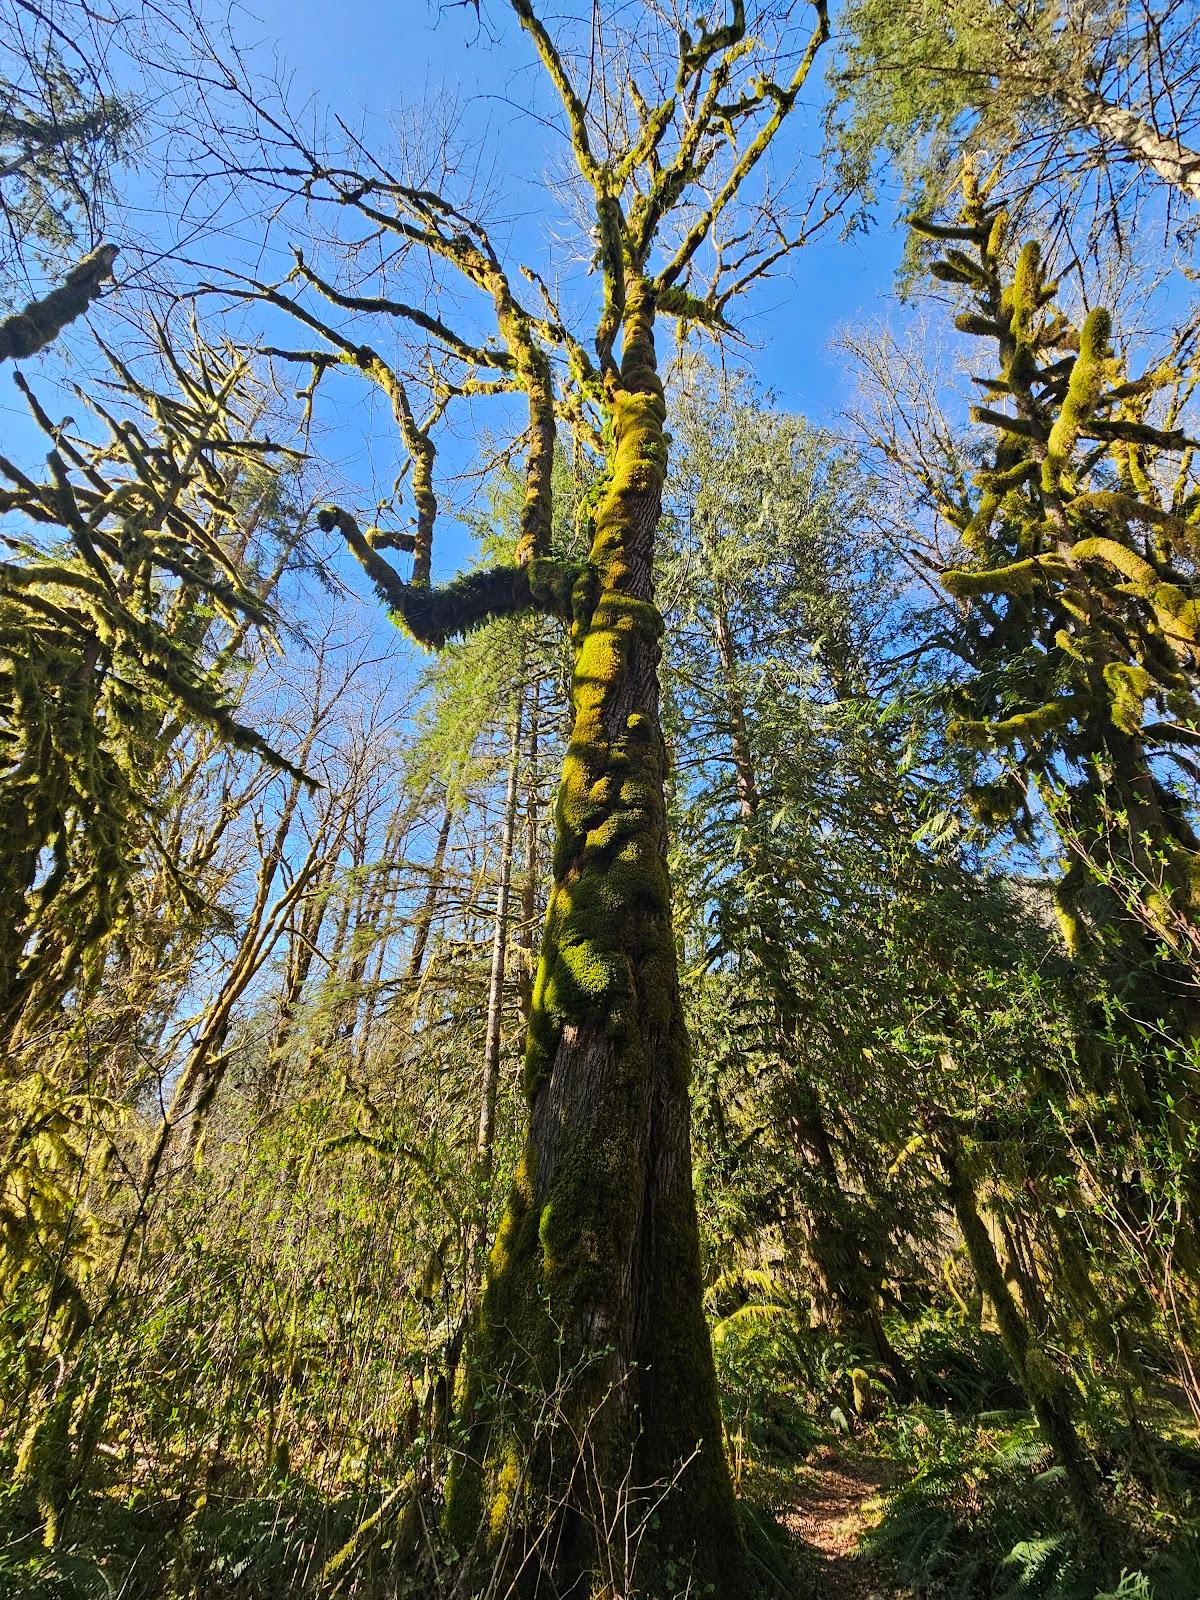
0, 3, 1199, 1598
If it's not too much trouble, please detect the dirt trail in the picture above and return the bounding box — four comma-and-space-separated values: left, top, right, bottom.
781, 1448, 909, 1599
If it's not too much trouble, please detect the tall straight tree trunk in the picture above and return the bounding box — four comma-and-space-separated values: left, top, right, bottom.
261, 866, 334, 1107
402, 794, 455, 1006
941, 1134, 1111, 1567
710, 583, 758, 820
463, 689, 528, 1321
477, 691, 526, 1184
450, 285, 743, 1596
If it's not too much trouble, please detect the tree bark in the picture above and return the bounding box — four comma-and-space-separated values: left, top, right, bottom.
942, 1135, 1111, 1567
1059, 85, 1200, 205
465, 692, 527, 1320
448, 283, 744, 1596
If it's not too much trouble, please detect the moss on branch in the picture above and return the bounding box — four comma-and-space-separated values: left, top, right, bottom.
0, 245, 118, 363
317, 506, 587, 646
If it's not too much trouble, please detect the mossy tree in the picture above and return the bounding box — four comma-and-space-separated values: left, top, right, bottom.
0, 321, 309, 1543
923, 181, 1200, 947
233, 1, 834, 1588
936, 1123, 1112, 1566
0, 324, 301, 1052
911, 175, 1200, 1265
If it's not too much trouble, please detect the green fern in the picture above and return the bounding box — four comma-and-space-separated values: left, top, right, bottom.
996, 1535, 1073, 1598
1094, 1574, 1153, 1600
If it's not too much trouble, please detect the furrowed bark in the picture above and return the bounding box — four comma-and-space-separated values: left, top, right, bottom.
447, 282, 745, 1595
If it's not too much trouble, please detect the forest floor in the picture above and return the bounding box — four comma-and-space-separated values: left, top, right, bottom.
780, 1446, 910, 1598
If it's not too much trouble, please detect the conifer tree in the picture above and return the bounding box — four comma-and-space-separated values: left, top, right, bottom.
0, 0, 135, 291
829, 0, 1200, 228
663, 365, 914, 1390
919, 176, 1200, 976
915, 175, 1200, 1289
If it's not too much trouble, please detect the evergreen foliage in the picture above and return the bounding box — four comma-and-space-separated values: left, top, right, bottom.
0, 0, 136, 292
0, 325, 300, 1041
1, 2, 1199, 1597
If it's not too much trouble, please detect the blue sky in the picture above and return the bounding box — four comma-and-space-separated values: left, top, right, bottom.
0, 0, 918, 688
234, 0, 905, 416
225, 0, 910, 594
1, 0, 908, 468
294, 0, 900, 394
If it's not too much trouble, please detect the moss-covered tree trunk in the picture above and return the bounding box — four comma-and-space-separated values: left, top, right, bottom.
941, 1135, 1111, 1569
449, 286, 743, 1596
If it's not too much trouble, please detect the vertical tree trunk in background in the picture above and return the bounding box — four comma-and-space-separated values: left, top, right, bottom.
942, 1135, 1110, 1567
710, 582, 759, 820
262, 866, 333, 1106
350, 812, 415, 1077
477, 692, 526, 1183
516, 677, 542, 1036
331, 804, 418, 1072
450, 287, 744, 1596
327, 811, 376, 1057
790, 1085, 912, 1395
464, 693, 526, 1320
144, 750, 331, 1189
403, 795, 455, 1005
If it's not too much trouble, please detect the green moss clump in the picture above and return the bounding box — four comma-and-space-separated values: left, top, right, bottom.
943, 555, 1066, 599
1044, 308, 1111, 492
1103, 662, 1152, 735
0, 244, 119, 363
528, 556, 587, 622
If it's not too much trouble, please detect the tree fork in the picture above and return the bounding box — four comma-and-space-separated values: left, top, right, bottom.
446, 284, 744, 1595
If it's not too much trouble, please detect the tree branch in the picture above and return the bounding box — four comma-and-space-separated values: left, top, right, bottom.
0, 243, 118, 362
317, 506, 587, 646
